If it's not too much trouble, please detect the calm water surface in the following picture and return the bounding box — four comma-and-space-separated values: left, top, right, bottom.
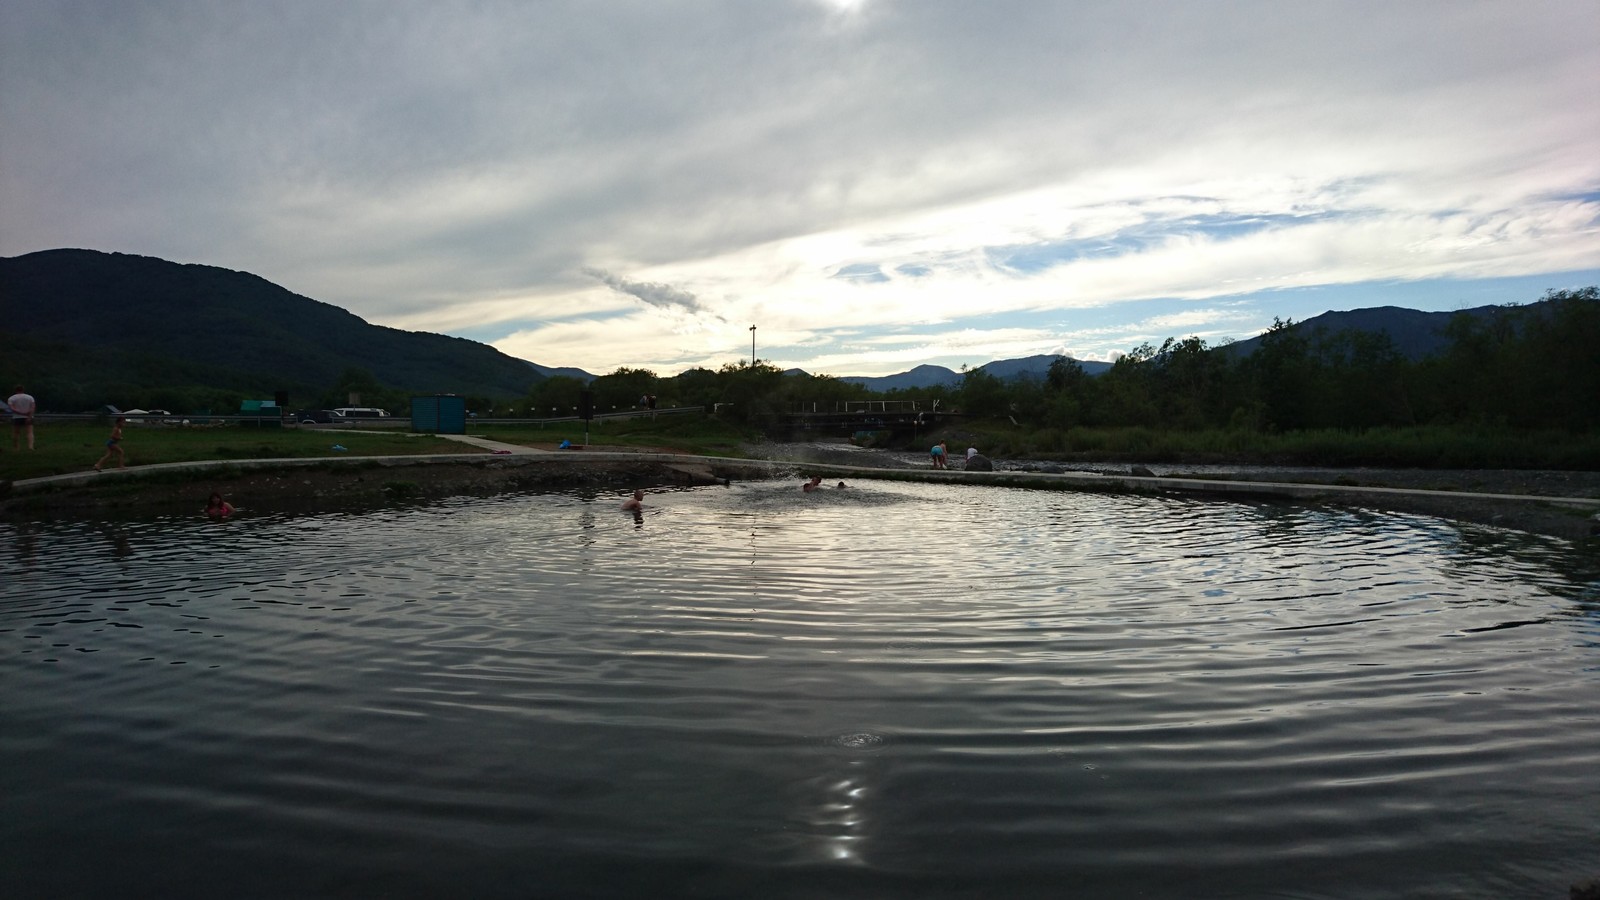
3, 480, 1598, 899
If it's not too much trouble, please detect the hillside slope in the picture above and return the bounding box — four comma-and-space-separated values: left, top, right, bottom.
0, 249, 545, 406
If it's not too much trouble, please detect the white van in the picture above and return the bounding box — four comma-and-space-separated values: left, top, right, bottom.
331, 407, 390, 419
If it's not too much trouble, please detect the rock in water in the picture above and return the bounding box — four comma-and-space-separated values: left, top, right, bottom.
965, 454, 994, 472
1130, 465, 1155, 477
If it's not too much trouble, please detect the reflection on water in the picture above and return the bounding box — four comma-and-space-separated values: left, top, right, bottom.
2, 480, 1598, 900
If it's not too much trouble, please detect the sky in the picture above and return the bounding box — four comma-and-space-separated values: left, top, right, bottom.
2, 1, 1597, 378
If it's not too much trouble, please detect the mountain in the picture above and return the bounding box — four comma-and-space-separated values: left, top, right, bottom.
528, 362, 597, 382
1220, 303, 1527, 360
0, 249, 551, 406
840, 364, 962, 391
840, 355, 1114, 390
977, 354, 1114, 380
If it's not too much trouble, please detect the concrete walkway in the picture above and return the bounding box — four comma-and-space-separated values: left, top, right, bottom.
434, 434, 550, 454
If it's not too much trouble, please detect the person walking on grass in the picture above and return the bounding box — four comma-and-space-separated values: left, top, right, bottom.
8, 385, 35, 450
94, 417, 126, 470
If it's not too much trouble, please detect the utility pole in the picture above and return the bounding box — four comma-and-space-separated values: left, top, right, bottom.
749, 325, 757, 367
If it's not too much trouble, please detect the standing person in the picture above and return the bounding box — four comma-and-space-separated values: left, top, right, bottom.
930, 441, 947, 469
93, 417, 126, 470
7, 385, 36, 450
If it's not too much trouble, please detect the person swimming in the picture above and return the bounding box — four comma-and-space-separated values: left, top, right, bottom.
621, 489, 645, 510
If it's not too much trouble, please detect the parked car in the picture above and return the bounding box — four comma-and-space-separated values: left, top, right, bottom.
331, 407, 390, 419
293, 409, 337, 424
123, 408, 183, 423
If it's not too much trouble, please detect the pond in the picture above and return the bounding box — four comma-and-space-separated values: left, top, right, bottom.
2, 480, 1598, 899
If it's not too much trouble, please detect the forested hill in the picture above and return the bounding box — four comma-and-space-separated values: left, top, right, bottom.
0, 249, 545, 410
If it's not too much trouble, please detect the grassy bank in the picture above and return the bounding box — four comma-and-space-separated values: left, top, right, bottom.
919, 424, 1600, 470
470, 414, 759, 457
0, 422, 471, 481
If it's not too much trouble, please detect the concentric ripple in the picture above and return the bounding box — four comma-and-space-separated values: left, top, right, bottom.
2, 480, 1598, 900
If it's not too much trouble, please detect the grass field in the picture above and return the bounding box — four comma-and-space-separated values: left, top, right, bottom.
0, 422, 473, 481
937, 423, 1600, 470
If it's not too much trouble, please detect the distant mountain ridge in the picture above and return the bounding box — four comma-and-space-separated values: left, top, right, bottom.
838, 356, 1115, 390
1219, 303, 1526, 360
838, 304, 1547, 388
527, 362, 597, 382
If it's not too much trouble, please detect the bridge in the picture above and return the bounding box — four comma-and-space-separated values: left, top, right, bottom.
775, 400, 960, 440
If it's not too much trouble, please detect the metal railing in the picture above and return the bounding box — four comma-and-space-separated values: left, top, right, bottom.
788, 400, 937, 414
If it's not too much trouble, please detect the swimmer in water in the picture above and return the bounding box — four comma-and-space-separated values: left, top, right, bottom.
621, 489, 645, 510
802, 476, 823, 492
205, 492, 234, 517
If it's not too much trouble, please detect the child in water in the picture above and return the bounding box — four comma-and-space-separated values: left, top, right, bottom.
93, 417, 126, 470
205, 493, 235, 517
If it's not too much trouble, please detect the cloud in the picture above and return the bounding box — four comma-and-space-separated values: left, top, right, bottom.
584, 267, 712, 316
2, 0, 1597, 379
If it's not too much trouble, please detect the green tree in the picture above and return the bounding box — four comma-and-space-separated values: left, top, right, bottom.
666, 367, 722, 410
1150, 336, 1228, 429
1316, 330, 1411, 428
711, 361, 787, 425
1245, 319, 1315, 431
524, 376, 586, 417
590, 367, 660, 414
1096, 343, 1161, 426
956, 367, 1009, 418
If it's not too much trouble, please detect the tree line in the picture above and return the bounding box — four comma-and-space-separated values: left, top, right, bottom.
513, 288, 1596, 436
20, 287, 1593, 439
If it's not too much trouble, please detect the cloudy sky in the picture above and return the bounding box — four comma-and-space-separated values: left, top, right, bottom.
3, 1, 1597, 377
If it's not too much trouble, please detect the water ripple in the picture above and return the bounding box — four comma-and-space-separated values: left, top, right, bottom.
2, 480, 1598, 899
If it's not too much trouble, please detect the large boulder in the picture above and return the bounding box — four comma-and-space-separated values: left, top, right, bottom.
964, 454, 994, 472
